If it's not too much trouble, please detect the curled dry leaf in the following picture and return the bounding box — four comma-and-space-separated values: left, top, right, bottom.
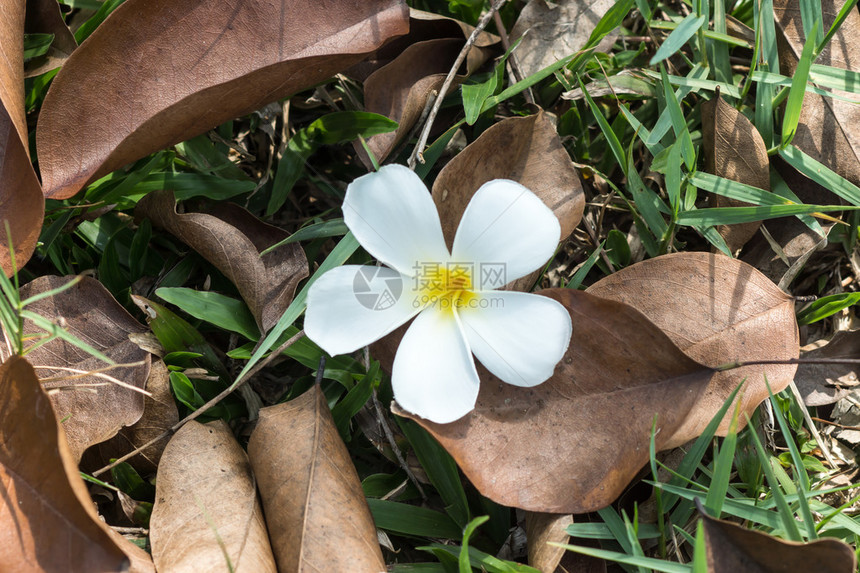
796, 330, 860, 407
248, 384, 386, 571
24, 0, 77, 77
96, 359, 178, 474
702, 91, 770, 252
150, 420, 276, 573
700, 509, 856, 572
431, 111, 584, 288
136, 190, 308, 333
774, 0, 860, 188
360, 9, 497, 164
17, 275, 151, 462
36, 0, 409, 199
587, 252, 799, 445
510, 0, 617, 78
0, 0, 45, 275
395, 289, 713, 513
0, 355, 129, 572
526, 512, 572, 573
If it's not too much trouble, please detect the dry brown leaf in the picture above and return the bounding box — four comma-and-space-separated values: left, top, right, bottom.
136, 190, 308, 333
15, 275, 151, 462
394, 289, 713, 513
526, 512, 572, 573
510, 0, 617, 78
702, 91, 770, 252
36, 0, 409, 199
360, 9, 497, 164
797, 330, 860, 406
701, 509, 856, 572
95, 359, 178, 474
587, 252, 798, 445
150, 420, 276, 573
431, 111, 584, 290
248, 384, 386, 571
24, 0, 77, 77
0, 355, 129, 572
0, 1, 45, 275
774, 0, 860, 189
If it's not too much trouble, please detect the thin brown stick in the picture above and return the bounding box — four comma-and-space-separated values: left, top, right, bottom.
492, 10, 535, 105
716, 357, 860, 371
92, 329, 305, 477
408, 0, 508, 169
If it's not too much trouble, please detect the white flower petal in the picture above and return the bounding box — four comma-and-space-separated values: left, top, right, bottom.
392, 307, 480, 424
305, 265, 422, 356
459, 291, 571, 387
343, 164, 450, 276
451, 180, 560, 288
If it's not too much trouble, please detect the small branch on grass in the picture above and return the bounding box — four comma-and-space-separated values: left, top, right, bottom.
408, 0, 508, 169
35, 361, 151, 396
716, 357, 860, 370
92, 329, 305, 477
372, 389, 427, 500
491, 10, 535, 105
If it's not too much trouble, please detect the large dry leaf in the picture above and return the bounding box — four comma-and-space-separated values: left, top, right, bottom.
701, 510, 856, 572
248, 384, 386, 571
36, 0, 409, 199
774, 0, 860, 189
96, 359, 178, 474
150, 420, 276, 573
24, 0, 77, 77
587, 252, 799, 445
526, 512, 572, 573
136, 190, 308, 333
0, 1, 45, 275
510, 0, 616, 78
431, 111, 584, 261
17, 275, 151, 462
796, 330, 860, 407
702, 92, 770, 252
0, 355, 129, 572
394, 289, 713, 513
361, 10, 497, 164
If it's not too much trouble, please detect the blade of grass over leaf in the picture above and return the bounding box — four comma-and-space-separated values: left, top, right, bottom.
781, 22, 818, 148
677, 203, 855, 226
580, 78, 626, 172
779, 145, 860, 205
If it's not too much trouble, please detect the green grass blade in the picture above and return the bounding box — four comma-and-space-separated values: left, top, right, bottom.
816, 0, 858, 56
580, 78, 626, 172
704, 401, 742, 518
650, 14, 707, 65
797, 292, 860, 325
745, 418, 803, 541
677, 203, 854, 226
367, 499, 462, 539
781, 22, 818, 148
554, 543, 691, 573
780, 144, 860, 205
459, 516, 489, 573
237, 232, 359, 382
155, 288, 260, 340
566, 241, 604, 289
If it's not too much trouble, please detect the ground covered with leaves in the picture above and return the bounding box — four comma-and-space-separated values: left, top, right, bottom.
3, 0, 860, 571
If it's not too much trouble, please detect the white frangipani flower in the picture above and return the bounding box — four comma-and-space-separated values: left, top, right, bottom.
305, 164, 572, 424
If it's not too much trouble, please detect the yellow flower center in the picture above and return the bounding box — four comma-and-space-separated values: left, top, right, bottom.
418, 264, 477, 311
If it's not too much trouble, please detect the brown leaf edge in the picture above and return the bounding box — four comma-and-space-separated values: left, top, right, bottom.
393, 289, 714, 513
248, 384, 386, 571
135, 190, 308, 333
700, 504, 856, 572
0, 355, 131, 572
150, 420, 276, 573
0, 2, 45, 275
587, 251, 799, 446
